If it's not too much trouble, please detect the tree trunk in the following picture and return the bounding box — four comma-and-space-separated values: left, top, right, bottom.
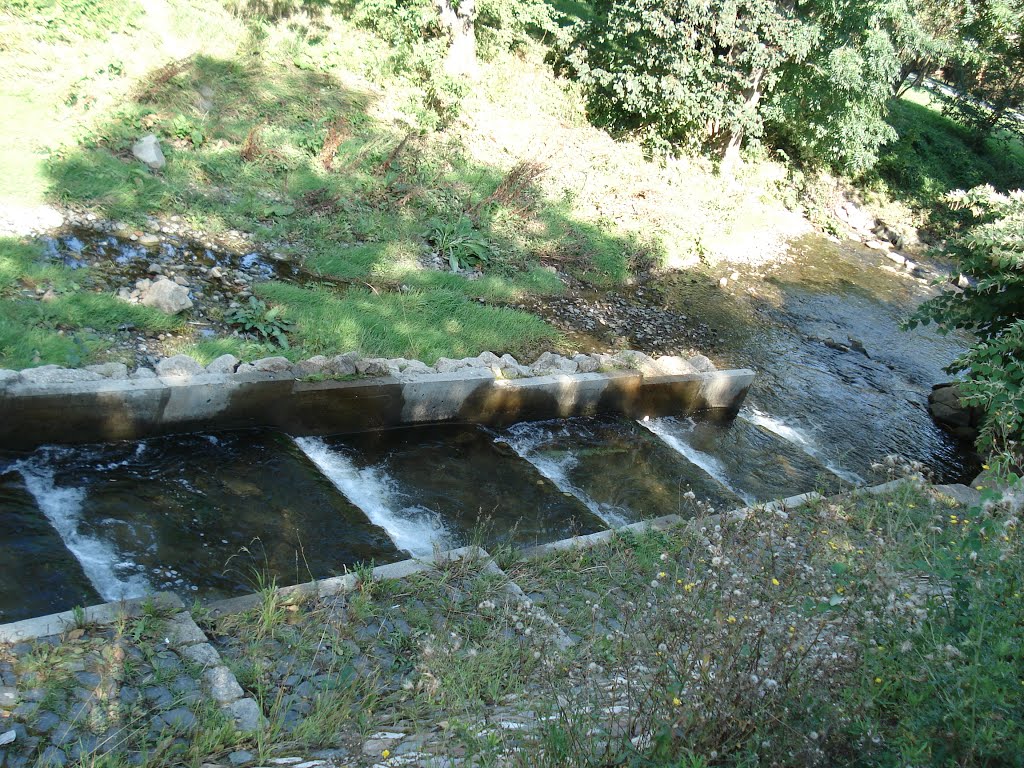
435, 0, 478, 77
719, 69, 764, 176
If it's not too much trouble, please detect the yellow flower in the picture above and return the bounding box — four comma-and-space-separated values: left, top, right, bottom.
771, 578, 780, 586
672, 697, 682, 707
727, 616, 737, 624
382, 750, 391, 758
982, 464, 990, 470
874, 677, 882, 684
676, 579, 683, 585
684, 582, 695, 592
658, 571, 667, 579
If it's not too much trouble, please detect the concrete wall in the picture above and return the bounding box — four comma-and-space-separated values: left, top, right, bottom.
0, 367, 755, 451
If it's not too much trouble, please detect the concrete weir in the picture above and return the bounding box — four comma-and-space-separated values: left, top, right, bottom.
0, 366, 754, 450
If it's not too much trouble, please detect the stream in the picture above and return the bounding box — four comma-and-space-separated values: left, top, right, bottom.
0, 232, 976, 622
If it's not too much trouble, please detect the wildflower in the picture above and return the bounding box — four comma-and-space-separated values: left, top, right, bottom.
983, 464, 990, 470
672, 697, 682, 707
727, 616, 737, 624
658, 571, 667, 579
382, 749, 391, 758
874, 677, 882, 684
771, 578, 780, 586
660, 553, 669, 561
684, 582, 696, 592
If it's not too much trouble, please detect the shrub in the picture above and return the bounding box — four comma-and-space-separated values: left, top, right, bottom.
908, 185, 1024, 470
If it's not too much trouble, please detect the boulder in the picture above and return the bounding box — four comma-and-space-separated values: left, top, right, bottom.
399, 360, 434, 375
498, 354, 531, 379
611, 350, 660, 376
0, 369, 20, 388
294, 355, 329, 377
531, 352, 578, 376
205, 354, 240, 375
156, 355, 203, 377
139, 278, 192, 315
251, 356, 292, 374
653, 355, 697, 376
434, 357, 472, 374
130, 367, 157, 379
572, 354, 599, 373
928, 383, 983, 441
132, 134, 166, 170
355, 358, 395, 377
84, 362, 129, 379
18, 366, 104, 386
326, 352, 359, 377
687, 354, 716, 373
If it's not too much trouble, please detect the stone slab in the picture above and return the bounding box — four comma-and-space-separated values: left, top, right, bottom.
0, 368, 755, 450
0, 593, 183, 643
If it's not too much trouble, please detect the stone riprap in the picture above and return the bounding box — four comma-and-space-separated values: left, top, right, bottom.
0, 350, 753, 450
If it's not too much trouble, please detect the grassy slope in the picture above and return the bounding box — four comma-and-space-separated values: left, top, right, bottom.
1, 2, 1023, 369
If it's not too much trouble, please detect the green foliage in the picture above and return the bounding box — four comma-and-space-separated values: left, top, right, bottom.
766, 0, 903, 174
225, 296, 296, 349
909, 185, 1024, 466
3, 0, 142, 40
944, 0, 1024, 139
848, 486, 1024, 765
428, 215, 492, 271
558, 0, 814, 157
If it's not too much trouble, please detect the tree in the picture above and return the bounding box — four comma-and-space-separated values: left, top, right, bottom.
558, 0, 815, 168
765, 0, 903, 174
908, 185, 1024, 469
944, 0, 1024, 138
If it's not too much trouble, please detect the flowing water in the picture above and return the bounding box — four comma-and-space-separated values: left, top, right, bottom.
0, 234, 978, 622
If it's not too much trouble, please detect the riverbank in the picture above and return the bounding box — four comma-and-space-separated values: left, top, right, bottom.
1, 477, 1020, 767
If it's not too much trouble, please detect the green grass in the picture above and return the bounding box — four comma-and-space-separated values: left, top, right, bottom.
0, 238, 181, 368
256, 282, 559, 363
872, 88, 1024, 218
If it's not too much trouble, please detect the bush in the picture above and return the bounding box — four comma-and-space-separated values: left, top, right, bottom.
908, 185, 1024, 470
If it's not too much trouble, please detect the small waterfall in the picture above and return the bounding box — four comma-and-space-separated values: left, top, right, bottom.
639, 417, 756, 505
496, 423, 631, 528
14, 452, 151, 602
294, 437, 452, 558
739, 406, 864, 485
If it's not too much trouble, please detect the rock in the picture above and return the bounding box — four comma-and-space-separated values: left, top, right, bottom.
294, 356, 329, 377
37, 746, 67, 767
572, 354, 599, 373
203, 666, 244, 703
251, 356, 292, 374
84, 363, 129, 379
224, 697, 263, 733
130, 367, 157, 379
399, 360, 434, 375
885, 251, 907, 266
132, 134, 166, 170
928, 383, 983, 440
611, 350, 660, 376
591, 353, 617, 372
531, 352, 578, 376
687, 354, 716, 372
156, 355, 203, 377
235, 363, 256, 375
650, 355, 695, 375
139, 279, 192, 314
0, 728, 15, 744
229, 751, 255, 766
173, 275, 189, 287
18, 366, 103, 386
0, 369, 19, 388
718, 276, 729, 288
327, 352, 359, 377
181, 643, 221, 667
147, 263, 162, 274
864, 239, 889, 251
355, 358, 395, 377
155, 708, 196, 731
475, 351, 503, 367
433, 357, 471, 374
206, 354, 240, 375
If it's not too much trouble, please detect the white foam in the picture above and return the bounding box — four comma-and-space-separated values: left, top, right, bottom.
14, 455, 151, 602
740, 407, 863, 485
294, 436, 452, 558
640, 417, 756, 505
498, 423, 631, 528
